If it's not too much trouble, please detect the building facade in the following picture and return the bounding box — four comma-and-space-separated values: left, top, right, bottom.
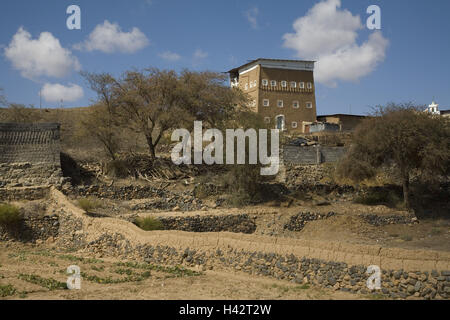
228, 59, 317, 133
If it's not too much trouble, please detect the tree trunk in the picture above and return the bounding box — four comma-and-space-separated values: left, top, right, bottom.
402, 171, 411, 210
145, 133, 156, 160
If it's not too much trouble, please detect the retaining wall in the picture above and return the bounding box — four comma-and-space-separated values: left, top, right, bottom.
284, 146, 347, 165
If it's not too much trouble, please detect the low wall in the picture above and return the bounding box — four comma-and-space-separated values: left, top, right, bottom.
284, 212, 337, 231
0, 186, 51, 201
284, 146, 347, 165
0, 215, 59, 242
150, 213, 256, 234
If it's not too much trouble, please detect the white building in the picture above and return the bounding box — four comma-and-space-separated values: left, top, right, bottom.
425, 100, 441, 115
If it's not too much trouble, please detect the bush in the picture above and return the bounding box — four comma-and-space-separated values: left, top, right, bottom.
354, 188, 403, 208
134, 217, 164, 231
0, 204, 22, 227
76, 198, 103, 213
105, 159, 129, 178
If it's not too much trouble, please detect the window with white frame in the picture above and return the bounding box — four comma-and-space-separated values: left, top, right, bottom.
306, 102, 313, 109
253, 80, 257, 87
277, 100, 284, 108
293, 101, 299, 108
292, 121, 298, 129
307, 82, 312, 89
249, 82, 253, 89
270, 80, 277, 87
262, 79, 268, 86
264, 117, 270, 123
290, 81, 297, 88
281, 81, 287, 88
244, 83, 248, 90
299, 82, 305, 89
263, 99, 270, 107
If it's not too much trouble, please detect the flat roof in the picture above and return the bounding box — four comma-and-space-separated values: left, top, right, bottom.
317, 114, 367, 118
227, 58, 316, 74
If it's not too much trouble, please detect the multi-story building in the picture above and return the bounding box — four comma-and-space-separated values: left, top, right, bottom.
228, 58, 317, 132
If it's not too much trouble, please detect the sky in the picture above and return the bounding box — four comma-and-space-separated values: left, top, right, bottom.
0, 0, 449, 115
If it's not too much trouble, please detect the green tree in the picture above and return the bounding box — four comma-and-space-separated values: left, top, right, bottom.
337, 104, 450, 209
114, 68, 190, 160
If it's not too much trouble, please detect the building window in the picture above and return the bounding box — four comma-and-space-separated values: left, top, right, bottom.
264, 117, 270, 123
253, 80, 257, 87
299, 82, 305, 89
249, 82, 253, 89
292, 122, 298, 129
263, 99, 270, 107
307, 82, 312, 89
270, 80, 277, 87
306, 102, 313, 109
277, 100, 284, 108
262, 79, 268, 86
276, 115, 285, 130
290, 81, 297, 88
293, 101, 299, 108
281, 81, 287, 88
244, 83, 248, 90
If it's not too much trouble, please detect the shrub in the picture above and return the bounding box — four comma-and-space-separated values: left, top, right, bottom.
134, 217, 164, 231
354, 188, 403, 208
0, 284, 16, 297
0, 204, 22, 227
76, 198, 103, 213
105, 160, 129, 178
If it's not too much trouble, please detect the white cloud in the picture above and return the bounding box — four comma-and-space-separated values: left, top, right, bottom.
193, 49, 208, 59
4, 27, 81, 80
159, 51, 181, 61
282, 0, 388, 87
41, 83, 84, 103
74, 20, 149, 54
245, 7, 259, 29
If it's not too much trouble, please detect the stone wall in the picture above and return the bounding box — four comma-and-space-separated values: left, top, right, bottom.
283, 145, 347, 165
0, 215, 59, 242
153, 213, 256, 234
284, 212, 337, 231
85, 233, 450, 300
0, 123, 63, 188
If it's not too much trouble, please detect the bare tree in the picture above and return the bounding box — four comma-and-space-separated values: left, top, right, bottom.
0, 88, 7, 107
337, 103, 450, 209
80, 72, 120, 160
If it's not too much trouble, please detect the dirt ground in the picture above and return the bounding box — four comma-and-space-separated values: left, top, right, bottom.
0, 243, 371, 300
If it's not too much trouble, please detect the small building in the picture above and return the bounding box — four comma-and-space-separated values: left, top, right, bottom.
425, 101, 441, 115
308, 122, 340, 133
227, 58, 317, 133
316, 114, 366, 132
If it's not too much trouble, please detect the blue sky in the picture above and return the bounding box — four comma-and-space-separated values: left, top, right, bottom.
0, 0, 449, 115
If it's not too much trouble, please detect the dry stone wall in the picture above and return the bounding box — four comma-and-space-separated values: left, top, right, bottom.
0, 123, 63, 188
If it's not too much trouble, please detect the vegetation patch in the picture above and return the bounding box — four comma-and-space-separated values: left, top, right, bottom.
0, 204, 22, 227
115, 261, 202, 277
81, 270, 151, 284
0, 284, 16, 297
18, 274, 67, 290
76, 198, 103, 213
134, 217, 164, 231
